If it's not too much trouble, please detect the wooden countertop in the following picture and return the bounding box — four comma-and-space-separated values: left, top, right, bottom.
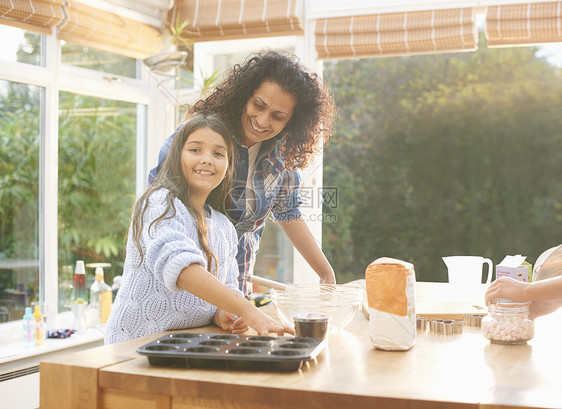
40, 282, 562, 409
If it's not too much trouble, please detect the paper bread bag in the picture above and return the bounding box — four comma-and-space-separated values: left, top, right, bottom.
365, 257, 416, 351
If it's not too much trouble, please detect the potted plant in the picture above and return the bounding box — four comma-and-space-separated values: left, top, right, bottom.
143, 15, 193, 76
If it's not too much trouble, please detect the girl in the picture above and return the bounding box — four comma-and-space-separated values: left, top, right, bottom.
149, 50, 338, 296
105, 114, 293, 344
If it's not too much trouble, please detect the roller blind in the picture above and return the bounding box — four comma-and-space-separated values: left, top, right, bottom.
486, 1, 562, 46
169, 0, 303, 42
0, 0, 64, 34
315, 8, 478, 60
58, 0, 161, 59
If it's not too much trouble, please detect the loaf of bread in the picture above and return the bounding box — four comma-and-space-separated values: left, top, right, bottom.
365, 257, 416, 350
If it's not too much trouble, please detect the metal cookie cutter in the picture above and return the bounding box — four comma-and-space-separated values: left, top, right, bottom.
416, 316, 428, 331
463, 314, 484, 328
453, 320, 463, 334
429, 319, 444, 333
429, 319, 463, 335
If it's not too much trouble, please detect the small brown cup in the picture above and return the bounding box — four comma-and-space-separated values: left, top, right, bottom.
293, 313, 330, 339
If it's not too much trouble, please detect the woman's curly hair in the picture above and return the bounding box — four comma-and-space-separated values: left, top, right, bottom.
186, 50, 337, 170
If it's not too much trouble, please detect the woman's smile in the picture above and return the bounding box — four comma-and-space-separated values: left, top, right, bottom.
249, 119, 268, 134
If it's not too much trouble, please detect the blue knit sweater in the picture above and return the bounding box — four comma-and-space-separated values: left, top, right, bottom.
105, 189, 242, 344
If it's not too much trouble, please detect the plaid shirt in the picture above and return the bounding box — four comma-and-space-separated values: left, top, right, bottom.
148, 123, 303, 296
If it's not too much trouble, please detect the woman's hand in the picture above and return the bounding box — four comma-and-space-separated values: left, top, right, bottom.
213, 309, 249, 334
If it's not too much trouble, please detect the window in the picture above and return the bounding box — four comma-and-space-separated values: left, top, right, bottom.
322, 37, 562, 283
178, 44, 195, 90
0, 25, 42, 65
57, 92, 139, 312
0, 27, 164, 331
61, 42, 137, 78
0, 80, 42, 323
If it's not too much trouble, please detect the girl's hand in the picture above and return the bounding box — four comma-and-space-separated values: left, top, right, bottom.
485, 276, 529, 304
319, 273, 336, 285
213, 309, 249, 334
215, 307, 293, 336
244, 308, 295, 336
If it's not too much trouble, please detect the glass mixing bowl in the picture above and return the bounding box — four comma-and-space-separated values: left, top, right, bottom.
270, 284, 364, 333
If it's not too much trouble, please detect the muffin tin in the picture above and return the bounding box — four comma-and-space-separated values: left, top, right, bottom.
137, 332, 327, 372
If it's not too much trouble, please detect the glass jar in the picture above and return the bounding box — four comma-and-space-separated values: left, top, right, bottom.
482, 301, 534, 344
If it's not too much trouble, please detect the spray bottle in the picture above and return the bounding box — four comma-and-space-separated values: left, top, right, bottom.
22, 307, 34, 349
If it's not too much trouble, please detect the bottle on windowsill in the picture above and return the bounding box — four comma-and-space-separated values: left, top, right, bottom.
71, 260, 87, 303
87, 267, 112, 328
33, 306, 44, 346
23, 307, 34, 349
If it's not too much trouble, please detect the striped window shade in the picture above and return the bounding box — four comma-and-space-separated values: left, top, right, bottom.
486, 2, 562, 47
315, 8, 478, 60
58, 0, 161, 59
0, 0, 64, 34
169, 0, 303, 42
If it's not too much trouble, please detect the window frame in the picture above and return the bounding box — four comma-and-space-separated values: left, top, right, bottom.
0, 29, 173, 341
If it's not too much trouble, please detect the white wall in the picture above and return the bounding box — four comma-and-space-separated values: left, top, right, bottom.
0, 373, 39, 409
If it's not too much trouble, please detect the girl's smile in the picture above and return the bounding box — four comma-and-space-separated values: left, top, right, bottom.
240, 81, 296, 147
193, 169, 214, 176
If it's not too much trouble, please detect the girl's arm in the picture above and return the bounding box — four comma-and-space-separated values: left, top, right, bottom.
485, 276, 562, 318
176, 263, 294, 336
279, 217, 336, 284
485, 275, 562, 304
529, 300, 562, 319
526, 276, 562, 301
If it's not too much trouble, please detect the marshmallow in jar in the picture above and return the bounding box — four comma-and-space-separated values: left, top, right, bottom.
482, 301, 534, 344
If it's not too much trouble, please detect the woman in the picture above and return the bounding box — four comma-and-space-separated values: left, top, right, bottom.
149, 50, 337, 296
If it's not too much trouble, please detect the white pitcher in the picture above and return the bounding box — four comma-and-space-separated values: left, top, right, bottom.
442, 256, 493, 286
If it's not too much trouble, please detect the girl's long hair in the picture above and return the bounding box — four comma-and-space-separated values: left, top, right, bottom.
129, 114, 234, 273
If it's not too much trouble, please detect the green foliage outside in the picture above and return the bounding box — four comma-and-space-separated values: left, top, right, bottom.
323, 35, 562, 283
0, 31, 41, 278
0, 81, 41, 304
0, 33, 138, 318
0, 88, 137, 313
61, 42, 136, 78
58, 92, 137, 291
